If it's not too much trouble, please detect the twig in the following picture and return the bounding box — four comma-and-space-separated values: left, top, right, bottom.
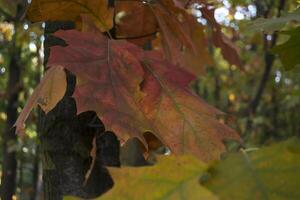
246, 0, 286, 135
249, 0, 285, 115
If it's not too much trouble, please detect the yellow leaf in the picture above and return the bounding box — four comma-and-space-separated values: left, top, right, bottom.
99, 156, 217, 200
202, 138, 300, 200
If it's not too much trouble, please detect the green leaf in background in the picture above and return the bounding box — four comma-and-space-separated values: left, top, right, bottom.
248, 8, 300, 32
201, 138, 300, 200
0, 0, 22, 16
99, 156, 217, 200
272, 27, 300, 70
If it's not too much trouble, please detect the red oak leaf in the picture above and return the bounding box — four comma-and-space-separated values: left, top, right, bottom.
48, 30, 240, 161
140, 51, 240, 161
48, 30, 151, 146
150, 0, 213, 75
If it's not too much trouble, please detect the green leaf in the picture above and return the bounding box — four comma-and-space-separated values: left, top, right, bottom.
202, 138, 300, 200
64, 197, 81, 200
98, 156, 217, 200
248, 8, 300, 32
272, 27, 300, 70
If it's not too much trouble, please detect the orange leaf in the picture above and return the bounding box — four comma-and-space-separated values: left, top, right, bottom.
14, 65, 66, 135
114, 0, 158, 46
150, 0, 213, 75
174, 1, 242, 69
27, 0, 113, 32
201, 6, 243, 69
140, 51, 240, 161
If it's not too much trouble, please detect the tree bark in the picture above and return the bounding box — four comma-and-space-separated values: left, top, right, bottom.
39, 21, 120, 200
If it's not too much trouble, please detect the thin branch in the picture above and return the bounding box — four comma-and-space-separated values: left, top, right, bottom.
248, 0, 286, 115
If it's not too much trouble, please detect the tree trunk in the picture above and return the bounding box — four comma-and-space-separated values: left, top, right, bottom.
31, 145, 40, 200
39, 21, 120, 200
1, 49, 21, 200
32, 37, 43, 200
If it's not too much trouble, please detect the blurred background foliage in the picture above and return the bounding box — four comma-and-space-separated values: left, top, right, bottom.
0, 0, 299, 199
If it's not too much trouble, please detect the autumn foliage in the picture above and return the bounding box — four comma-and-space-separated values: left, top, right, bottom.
1, 0, 298, 199
16, 0, 242, 162
11, 0, 248, 198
